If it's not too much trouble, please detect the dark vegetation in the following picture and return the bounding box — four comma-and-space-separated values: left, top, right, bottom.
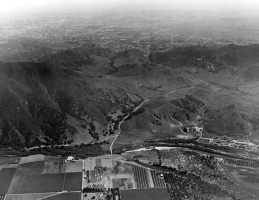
120, 188, 169, 200
145, 139, 259, 162
28, 94, 68, 145
56, 90, 82, 118
125, 108, 145, 121
164, 172, 236, 200
170, 95, 204, 114
0, 143, 106, 159
83, 187, 121, 200
0, 118, 24, 149
162, 159, 257, 200
88, 121, 99, 140
0, 62, 69, 148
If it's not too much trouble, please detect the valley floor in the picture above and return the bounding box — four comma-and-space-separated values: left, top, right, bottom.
1, 144, 259, 200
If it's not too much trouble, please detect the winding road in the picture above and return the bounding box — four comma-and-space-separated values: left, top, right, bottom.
109, 89, 180, 155
110, 99, 150, 155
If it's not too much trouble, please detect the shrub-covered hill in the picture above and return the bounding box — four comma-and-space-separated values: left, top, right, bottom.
0, 46, 194, 148
2, 43, 259, 150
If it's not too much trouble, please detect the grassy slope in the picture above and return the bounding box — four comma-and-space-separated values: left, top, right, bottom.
1, 44, 259, 149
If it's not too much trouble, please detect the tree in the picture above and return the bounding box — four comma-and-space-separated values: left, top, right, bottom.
0, 118, 23, 149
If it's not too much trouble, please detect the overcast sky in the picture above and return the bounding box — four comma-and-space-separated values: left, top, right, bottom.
1, 0, 259, 14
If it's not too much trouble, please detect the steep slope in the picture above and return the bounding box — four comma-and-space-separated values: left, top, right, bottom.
0, 45, 194, 148
2, 43, 259, 150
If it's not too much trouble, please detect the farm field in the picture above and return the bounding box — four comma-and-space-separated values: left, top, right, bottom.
101, 158, 113, 168
59, 161, 66, 173
0, 157, 20, 166
0, 168, 16, 195
113, 161, 134, 174
95, 158, 102, 167
63, 172, 83, 191
223, 164, 259, 194
42, 161, 62, 174
0, 154, 84, 200
15, 161, 44, 176
84, 158, 95, 170
83, 155, 167, 191
150, 170, 166, 188
113, 178, 134, 189
19, 155, 45, 164
1, 154, 171, 200
43, 192, 81, 200
44, 156, 64, 162
133, 165, 149, 188
5, 192, 57, 200
120, 188, 170, 200
8, 173, 65, 194
65, 160, 83, 173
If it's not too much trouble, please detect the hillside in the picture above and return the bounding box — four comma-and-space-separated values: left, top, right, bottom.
0, 40, 53, 62
1, 43, 259, 150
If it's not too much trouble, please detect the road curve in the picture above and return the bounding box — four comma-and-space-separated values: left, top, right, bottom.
110, 99, 150, 155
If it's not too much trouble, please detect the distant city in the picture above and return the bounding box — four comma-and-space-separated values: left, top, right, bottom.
1, 8, 259, 54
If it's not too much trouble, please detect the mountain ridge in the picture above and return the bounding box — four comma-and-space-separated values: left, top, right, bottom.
1, 43, 259, 150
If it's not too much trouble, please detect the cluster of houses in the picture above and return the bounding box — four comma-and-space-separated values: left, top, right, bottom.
182, 125, 203, 138
198, 138, 258, 149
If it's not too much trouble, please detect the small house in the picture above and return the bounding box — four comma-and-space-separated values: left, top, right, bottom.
66, 156, 75, 162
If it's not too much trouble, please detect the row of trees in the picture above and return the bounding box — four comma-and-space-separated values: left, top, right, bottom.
0, 142, 106, 158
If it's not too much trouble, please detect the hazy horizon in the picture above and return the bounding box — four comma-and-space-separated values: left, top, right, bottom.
1, 0, 259, 15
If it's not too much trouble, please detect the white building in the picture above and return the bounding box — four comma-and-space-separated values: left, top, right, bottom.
66, 156, 75, 162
